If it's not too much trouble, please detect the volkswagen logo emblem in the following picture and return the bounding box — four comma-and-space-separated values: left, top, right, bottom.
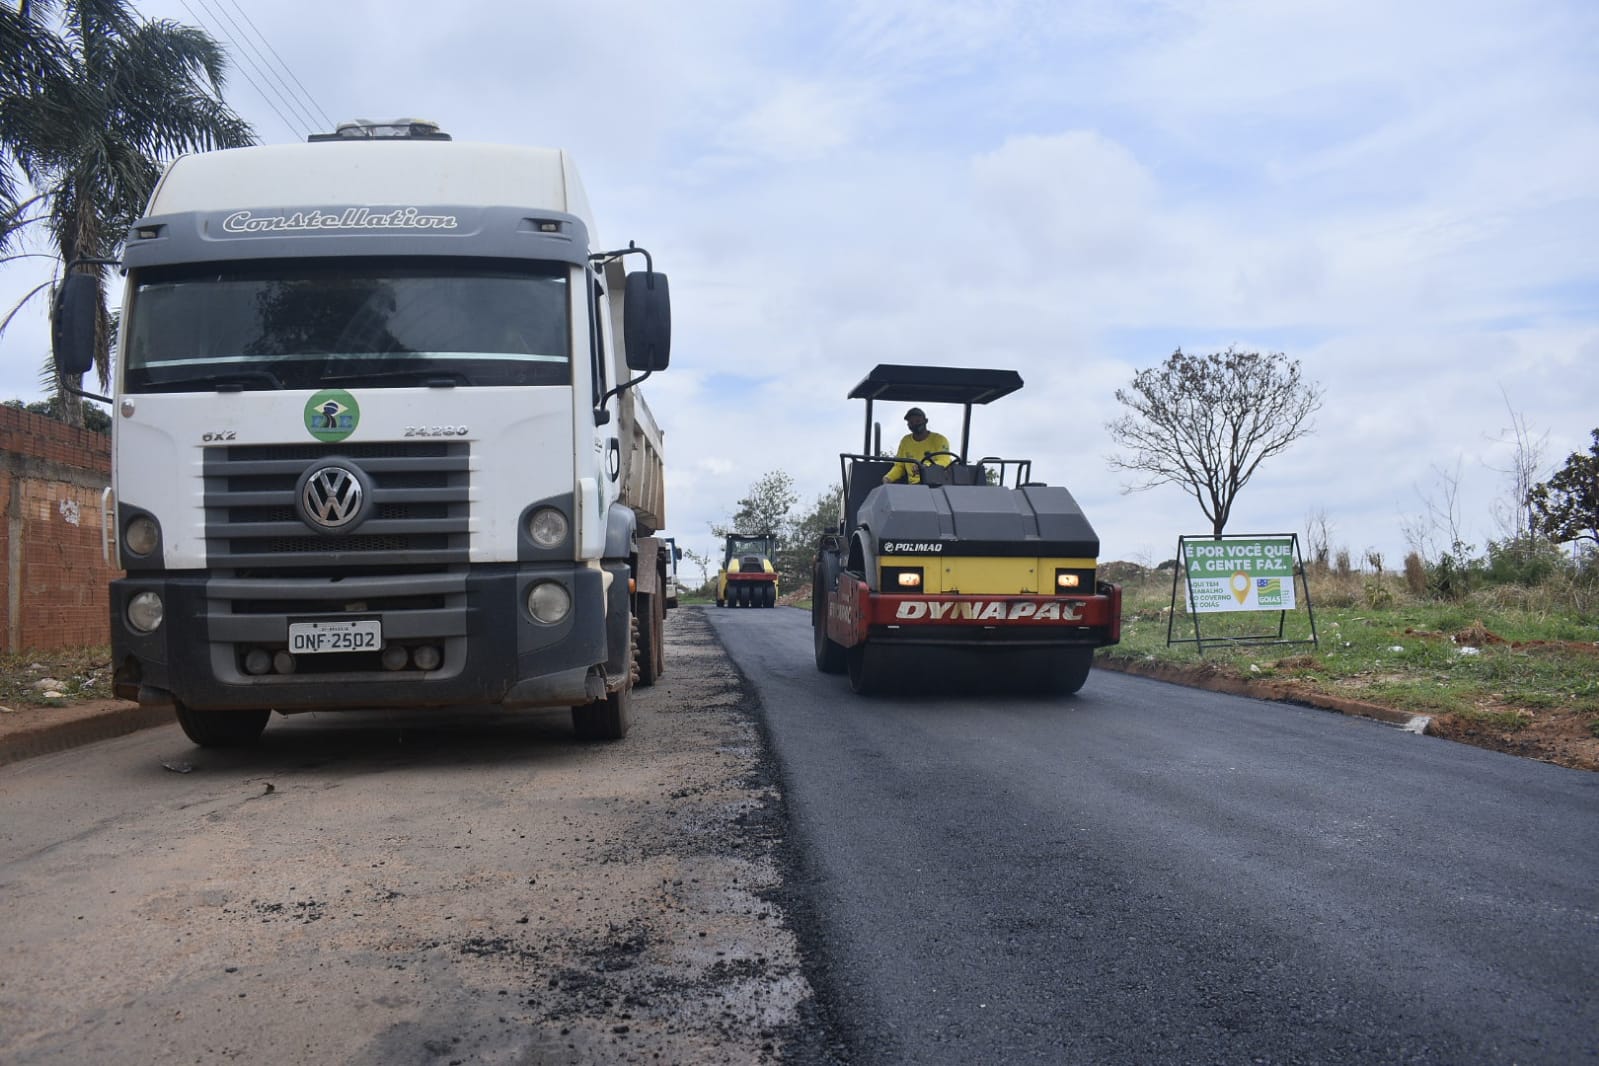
296, 461, 371, 531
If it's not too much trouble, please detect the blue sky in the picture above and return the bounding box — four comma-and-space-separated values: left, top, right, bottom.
3, 0, 1596, 576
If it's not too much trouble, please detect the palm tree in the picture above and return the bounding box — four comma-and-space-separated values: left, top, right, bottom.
0, 0, 254, 423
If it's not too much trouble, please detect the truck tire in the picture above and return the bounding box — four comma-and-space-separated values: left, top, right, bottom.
572, 681, 629, 740
573, 608, 634, 740
763, 584, 777, 607
174, 703, 271, 747
635, 591, 665, 687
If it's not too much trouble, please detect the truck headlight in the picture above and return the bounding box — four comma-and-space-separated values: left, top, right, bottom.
127, 591, 164, 633
527, 580, 571, 624
527, 507, 569, 550
124, 516, 159, 557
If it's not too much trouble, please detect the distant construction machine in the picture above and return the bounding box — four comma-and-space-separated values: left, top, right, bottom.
717, 533, 780, 608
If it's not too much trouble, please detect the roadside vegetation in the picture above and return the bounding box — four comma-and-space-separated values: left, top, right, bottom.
1101, 553, 1599, 771
0, 647, 112, 707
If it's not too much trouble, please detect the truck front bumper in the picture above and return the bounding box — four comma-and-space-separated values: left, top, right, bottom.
109, 563, 618, 712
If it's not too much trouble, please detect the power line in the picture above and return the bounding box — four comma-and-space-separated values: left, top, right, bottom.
223, 0, 334, 131
197, 0, 324, 134
176, 0, 306, 141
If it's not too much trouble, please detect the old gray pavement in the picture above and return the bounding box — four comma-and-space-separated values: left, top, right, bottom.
0, 609, 833, 1066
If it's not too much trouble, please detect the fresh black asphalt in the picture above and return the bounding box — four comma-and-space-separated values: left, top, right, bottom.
705, 605, 1599, 1066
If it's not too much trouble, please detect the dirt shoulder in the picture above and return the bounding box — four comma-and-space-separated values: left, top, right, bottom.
0, 609, 845, 1065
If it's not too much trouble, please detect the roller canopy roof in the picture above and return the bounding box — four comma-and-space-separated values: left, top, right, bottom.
847, 364, 1024, 406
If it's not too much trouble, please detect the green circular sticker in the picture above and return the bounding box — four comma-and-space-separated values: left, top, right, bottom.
305, 389, 360, 442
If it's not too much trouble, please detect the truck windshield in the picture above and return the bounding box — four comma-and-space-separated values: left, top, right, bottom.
122, 258, 571, 392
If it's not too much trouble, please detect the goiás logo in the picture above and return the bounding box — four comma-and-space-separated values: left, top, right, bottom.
305, 389, 360, 443
894, 599, 1085, 622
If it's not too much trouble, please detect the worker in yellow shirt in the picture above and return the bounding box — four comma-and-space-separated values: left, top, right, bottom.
883, 407, 954, 484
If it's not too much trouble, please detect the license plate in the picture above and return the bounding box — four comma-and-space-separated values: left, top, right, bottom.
288, 619, 381, 654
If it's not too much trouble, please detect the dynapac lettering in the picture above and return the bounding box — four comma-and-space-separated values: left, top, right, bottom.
221, 207, 459, 234
894, 600, 1085, 622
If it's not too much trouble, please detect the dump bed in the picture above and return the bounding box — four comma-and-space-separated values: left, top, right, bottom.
621, 387, 665, 535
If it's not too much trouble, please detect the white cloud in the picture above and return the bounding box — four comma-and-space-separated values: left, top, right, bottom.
1, 0, 1594, 573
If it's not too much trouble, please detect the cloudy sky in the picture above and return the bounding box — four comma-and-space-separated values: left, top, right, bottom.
3, 0, 1596, 578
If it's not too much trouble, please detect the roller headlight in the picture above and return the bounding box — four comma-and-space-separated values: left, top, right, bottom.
124, 516, 159, 557
127, 591, 164, 633
1055, 568, 1094, 591
527, 580, 571, 624
881, 566, 924, 591
527, 507, 569, 550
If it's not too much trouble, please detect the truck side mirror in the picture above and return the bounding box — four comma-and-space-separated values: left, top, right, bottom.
623, 270, 670, 372
52, 273, 99, 378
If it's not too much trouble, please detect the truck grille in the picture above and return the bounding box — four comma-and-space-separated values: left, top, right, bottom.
204, 441, 470, 572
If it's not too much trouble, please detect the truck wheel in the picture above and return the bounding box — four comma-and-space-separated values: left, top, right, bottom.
765, 584, 777, 607
635, 591, 665, 687
573, 629, 632, 740
651, 589, 666, 677
572, 681, 630, 740
174, 703, 271, 747
1043, 647, 1094, 695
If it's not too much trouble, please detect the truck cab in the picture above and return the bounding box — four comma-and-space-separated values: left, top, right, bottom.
53, 119, 671, 745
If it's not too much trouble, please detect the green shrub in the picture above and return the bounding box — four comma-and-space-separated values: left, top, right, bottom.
1483, 534, 1568, 587
1429, 549, 1477, 601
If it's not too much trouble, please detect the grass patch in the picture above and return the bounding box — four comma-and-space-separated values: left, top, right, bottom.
0, 647, 115, 707
1105, 572, 1599, 725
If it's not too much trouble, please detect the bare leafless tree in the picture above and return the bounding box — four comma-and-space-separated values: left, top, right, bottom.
1303, 507, 1334, 570
1485, 388, 1547, 540
1401, 458, 1472, 563
1106, 347, 1322, 537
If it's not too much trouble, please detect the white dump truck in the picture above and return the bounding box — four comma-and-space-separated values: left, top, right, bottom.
52, 119, 672, 745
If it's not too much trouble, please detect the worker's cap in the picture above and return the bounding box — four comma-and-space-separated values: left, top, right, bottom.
904, 407, 927, 421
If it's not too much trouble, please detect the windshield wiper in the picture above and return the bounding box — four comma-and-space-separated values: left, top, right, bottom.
318, 369, 467, 387
132, 370, 285, 392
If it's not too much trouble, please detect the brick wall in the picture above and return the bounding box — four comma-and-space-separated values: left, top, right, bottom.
0, 405, 117, 653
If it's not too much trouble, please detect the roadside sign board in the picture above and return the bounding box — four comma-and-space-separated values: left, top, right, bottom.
1183, 536, 1298, 613
1167, 533, 1318, 654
